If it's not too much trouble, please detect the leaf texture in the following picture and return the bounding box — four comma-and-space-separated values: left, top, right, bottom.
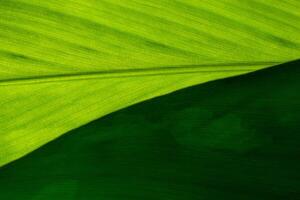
0, 0, 300, 166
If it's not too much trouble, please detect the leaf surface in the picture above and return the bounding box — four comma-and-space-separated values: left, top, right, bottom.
0, 0, 300, 166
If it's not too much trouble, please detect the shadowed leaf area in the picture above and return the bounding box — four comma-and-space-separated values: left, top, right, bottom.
0, 60, 300, 199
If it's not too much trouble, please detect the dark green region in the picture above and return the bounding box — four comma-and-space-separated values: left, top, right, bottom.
1, 60, 300, 199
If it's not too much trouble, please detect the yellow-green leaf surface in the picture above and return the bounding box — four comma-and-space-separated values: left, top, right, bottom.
0, 0, 300, 167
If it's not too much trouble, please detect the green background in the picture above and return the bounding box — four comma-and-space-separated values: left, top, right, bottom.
0, 60, 299, 199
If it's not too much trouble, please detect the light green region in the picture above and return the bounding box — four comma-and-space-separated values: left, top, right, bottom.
0, 0, 300, 167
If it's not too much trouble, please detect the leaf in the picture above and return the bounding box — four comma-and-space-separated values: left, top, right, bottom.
0, 0, 300, 167
0, 60, 299, 199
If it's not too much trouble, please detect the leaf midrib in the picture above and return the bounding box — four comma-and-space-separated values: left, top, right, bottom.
0, 61, 282, 86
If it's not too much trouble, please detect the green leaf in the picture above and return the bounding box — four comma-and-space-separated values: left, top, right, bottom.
0, 0, 300, 167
